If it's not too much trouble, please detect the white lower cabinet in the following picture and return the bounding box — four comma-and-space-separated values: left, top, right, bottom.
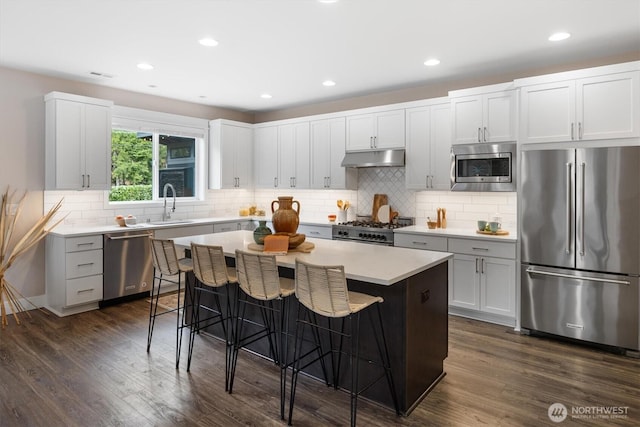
448, 238, 516, 325
46, 234, 104, 317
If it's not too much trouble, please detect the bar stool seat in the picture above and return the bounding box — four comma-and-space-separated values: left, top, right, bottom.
187, 243, 237, 391
288, 258, 400, 426
147, 238, 194, 369
230, 249, 295, 420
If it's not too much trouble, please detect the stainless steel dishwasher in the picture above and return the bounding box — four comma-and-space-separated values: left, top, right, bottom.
102, 229, 154, 306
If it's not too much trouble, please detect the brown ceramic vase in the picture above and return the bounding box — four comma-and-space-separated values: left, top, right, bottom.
271, 196, 300, 234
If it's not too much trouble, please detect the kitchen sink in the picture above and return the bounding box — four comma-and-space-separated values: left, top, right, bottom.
147, 219, 195, 225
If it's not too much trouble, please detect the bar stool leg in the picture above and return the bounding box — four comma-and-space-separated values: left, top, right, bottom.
147, 271, 163, 352
186, 283, 202, 372
279, 296, 289, 420
287, 304, 307, 426
175, 275, 182, 369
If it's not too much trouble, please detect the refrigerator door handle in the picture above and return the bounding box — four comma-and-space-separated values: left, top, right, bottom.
579, 162, 586, 256
525, 267, 631, 286
566, 162, 572, 254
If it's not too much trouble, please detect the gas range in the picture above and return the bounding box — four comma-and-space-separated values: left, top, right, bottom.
332, 217, 414, 245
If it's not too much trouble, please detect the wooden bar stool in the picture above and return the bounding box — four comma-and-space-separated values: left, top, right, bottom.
147, 238, 194, 369
230, 249, 295, 419
186, 243, 237, 391
288, 259, 400, 427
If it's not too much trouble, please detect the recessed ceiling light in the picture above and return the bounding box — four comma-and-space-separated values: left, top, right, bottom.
549, 32, 571, 42
137, 63, 154, 70
148, 84, 157, 88
199, 38, 219, 47
322, 80, 336, 87
424, 58, 440, 66
261, 93, 273, 99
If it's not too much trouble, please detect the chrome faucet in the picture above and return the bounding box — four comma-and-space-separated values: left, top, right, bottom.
162, 183, 176, 221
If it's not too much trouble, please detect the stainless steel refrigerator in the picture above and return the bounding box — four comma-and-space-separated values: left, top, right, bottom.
520, 146, 640, 352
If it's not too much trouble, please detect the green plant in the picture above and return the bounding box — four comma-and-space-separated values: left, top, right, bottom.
109, 185, 153, 201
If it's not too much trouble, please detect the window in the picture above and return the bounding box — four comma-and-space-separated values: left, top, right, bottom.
109, 106, 207, 204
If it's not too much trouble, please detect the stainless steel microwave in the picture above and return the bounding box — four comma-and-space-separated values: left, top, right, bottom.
450, 142, 516, 191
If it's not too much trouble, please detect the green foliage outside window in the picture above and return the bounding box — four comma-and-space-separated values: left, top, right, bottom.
109, 185, 153, 202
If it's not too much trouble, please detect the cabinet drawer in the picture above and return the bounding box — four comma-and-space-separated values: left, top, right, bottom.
65, 235, 103, 252
297, 224, 332, 239
448, 238, 515, 259
66, 275, 103, 306
65, 249, 103, 279
213, 222, 240, 233
394, 233, 448, 251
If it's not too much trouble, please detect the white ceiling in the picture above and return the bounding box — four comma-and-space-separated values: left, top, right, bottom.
1, 0, 639, 113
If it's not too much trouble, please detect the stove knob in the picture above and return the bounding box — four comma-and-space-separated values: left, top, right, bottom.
358, 233, 363, 238
381, 235, 387, 241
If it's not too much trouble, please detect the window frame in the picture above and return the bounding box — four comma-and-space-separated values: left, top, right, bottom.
106, 106, 208, 209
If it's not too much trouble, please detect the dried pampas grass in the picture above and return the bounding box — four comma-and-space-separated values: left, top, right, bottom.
0, 188, 64, 327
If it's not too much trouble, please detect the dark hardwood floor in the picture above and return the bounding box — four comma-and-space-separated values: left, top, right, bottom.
0, 299, 638, 426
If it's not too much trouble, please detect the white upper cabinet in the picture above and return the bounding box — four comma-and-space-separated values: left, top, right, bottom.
517, 63, 640, 144
405, 100, 451, 190
278, 122, 310, 189
310, 117, 357, 190
209, 119, 253, 189
346, 109, 405, 151
254, 125, 279, 188
450, 84, 517, 145
45, 92, 113, 190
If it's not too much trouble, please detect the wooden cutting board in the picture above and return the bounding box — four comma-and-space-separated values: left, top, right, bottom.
372, 194, 388, 222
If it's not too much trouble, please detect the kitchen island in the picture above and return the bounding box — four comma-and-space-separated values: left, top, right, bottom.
173, 230, 452, 415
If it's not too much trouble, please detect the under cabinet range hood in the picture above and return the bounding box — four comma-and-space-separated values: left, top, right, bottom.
341, 149, 405, 168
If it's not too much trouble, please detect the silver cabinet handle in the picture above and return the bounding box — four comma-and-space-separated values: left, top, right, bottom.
106, 233, 152, 240
477, 127, 482, 143
373, 136, 377, 148
526, 267, 630, 286
578, 122, 583, 140
429, 175, 434, 188
76, 242, 95, 247
309, 231, 321, 235
77, 262, 94, 267
326, 176, 330, 188
579, 162, 586, 257
481, 258, 485, 274
77, 288, 95, 294
81, 174, 86, 188
426, 175, 429, 189
412, 241, 428, 246
571, 122, 575, 140
274, 177, 278, 187
87, 174, 90, 188
483, 127, 488, 142
369, 136, 373, 148
475, 258, 479, 273
471, 247, 489, 252
566, 162, 572, 254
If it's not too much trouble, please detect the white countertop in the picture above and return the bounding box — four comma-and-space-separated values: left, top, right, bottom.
394, 225, 517, 242
173, 230, 452, 286
48, 216, 256, 237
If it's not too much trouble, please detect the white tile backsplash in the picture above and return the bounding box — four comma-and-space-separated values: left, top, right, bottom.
45, 172, 517, 230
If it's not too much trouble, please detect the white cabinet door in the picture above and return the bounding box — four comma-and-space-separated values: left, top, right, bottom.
310, 119, 332, 189
451, 95, 483, 145
346, 110, 405, 151
483, 90, 517, 143
346, 114, 375, 151
577, 71, 640, 140
209, 121, 253, 189
235, 126, 253, 188
46, 96, 112, 190
451, 91, 515, 144
310, 118, 354, 189
375, 109, 405, 149
519, 81, 576, 143
279, 122, 310, 189
254, 126, 279, 188
430, 103, 452, 190
450, 254, 480, 310
480, 257, 516, 317
405, 103, 451, 190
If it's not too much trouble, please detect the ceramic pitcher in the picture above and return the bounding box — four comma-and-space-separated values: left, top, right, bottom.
271, 196, 300, 234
